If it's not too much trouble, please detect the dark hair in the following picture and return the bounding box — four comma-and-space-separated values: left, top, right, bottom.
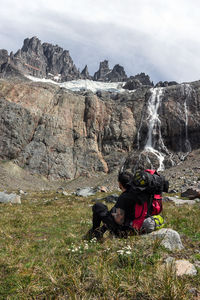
118, 171, 133, 189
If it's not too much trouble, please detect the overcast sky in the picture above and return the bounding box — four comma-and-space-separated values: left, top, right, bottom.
1, 0, 200, 83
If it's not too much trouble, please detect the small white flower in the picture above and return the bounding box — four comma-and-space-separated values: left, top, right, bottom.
117, 250, 124, 255
125, 251, 132, 255
125, 245, 131, 250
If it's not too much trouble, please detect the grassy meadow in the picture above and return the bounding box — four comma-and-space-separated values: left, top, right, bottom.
0, 190, 199, 299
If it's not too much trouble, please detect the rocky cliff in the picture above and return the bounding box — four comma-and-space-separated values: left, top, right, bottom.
0, 78, 148, 179
0, 77, 200, 179
0, 37, 153, 84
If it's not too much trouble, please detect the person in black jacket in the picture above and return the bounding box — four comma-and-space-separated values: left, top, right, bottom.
84, 171, 148, 240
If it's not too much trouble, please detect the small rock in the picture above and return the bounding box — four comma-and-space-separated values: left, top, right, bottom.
164, 256, 175, 264
76, 187, 96, 197
99, 186, 108, 193
175, 259, 197, 276
57, 187, 64, 193
62, 191, 68, 196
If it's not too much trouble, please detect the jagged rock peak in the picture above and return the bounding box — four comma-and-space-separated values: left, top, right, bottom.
93, 60, 111, 81
1, 36, 81, 81
93, 60, 127, 82
81, 65, 92, 79
0, 36, 154, 86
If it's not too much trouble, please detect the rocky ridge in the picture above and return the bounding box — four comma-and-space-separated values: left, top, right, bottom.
0, 36, 153, 85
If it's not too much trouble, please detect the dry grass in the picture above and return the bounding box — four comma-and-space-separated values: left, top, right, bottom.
0, 191, 199, 299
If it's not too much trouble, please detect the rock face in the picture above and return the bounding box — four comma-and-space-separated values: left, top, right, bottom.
125, 81, 200, 172
0, 77, 200, 179
0, 79, 142, 179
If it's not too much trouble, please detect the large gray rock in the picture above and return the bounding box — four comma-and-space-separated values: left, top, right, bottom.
148, 228, 184, 251
0, 192, 21, 204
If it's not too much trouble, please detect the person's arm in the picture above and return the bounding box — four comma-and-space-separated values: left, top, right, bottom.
111, 207, 125, 225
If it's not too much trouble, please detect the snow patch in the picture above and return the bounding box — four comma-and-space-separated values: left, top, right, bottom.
26, 75, 131, 93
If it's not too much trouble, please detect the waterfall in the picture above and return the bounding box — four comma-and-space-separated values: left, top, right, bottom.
144, 88, 168, 171
183, 84, 192, 153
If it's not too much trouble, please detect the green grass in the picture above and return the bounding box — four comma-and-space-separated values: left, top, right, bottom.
0, 191, 199, 299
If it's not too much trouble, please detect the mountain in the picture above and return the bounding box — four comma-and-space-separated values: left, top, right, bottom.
0, 36, 199, 181
0, 36, 152, 85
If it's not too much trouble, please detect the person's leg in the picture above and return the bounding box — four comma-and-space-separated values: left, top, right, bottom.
84, 202, 121, 240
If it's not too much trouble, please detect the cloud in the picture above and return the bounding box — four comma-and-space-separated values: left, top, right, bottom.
1, 0, 200, 83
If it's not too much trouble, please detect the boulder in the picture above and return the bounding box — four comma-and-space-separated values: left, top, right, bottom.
166, 196, 197, 206
148, 228, 184, 251
164, 257, 197, 277
0, 192, 21, 204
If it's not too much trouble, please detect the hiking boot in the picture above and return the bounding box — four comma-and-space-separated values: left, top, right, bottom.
83, 226, 106, 241
83, 228, 95, 241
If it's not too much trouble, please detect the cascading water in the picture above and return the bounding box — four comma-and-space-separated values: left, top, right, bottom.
143, 88, 167, 171
182, 84, 192, 154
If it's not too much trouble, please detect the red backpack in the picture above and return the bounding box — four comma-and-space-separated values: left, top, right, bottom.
130, 169, 168, 231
